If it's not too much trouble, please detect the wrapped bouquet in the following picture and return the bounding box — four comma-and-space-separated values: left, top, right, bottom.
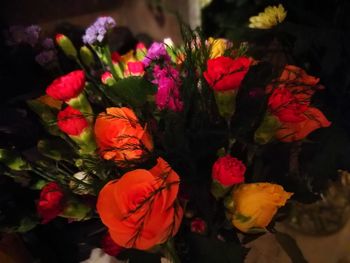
0, 10, 332, 262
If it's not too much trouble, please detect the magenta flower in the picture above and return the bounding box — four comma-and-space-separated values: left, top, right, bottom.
142, 42, 170, 67
152, 65, 183, 112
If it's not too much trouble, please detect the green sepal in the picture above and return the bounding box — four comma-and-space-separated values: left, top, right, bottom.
79, 46, 95, 67
254, 112, 280, 144
105, 76, 157, 108
0, 149, 31, 171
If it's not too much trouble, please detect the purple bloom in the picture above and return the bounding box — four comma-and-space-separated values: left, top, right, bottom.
152, 64, 183, 112
25, 25, 41, 47
35, 50, 57, 66
42, 38, 55, 49
6, 25, 41, 47
82, 16, 116, 45
142, 42, 170, 67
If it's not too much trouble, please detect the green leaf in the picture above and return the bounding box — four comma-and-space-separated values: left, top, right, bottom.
37, 139, 76, 161
17, 216, 39, 233
275, 231, 308, 263
0, 149, 31, 171
105, 76, 157, 107
27, 99, 61, 136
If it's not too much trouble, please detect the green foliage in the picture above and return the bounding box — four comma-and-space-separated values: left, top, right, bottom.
105, 76, 157, 108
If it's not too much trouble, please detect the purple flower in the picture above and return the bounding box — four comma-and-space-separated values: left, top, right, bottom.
82, 16, 116, 45
142, 42, 170, 67
152, 64, 183, 112
6, 25, 41, 47
25, 25, 41, 47
42, 38, 55, 49
35, 50, 57, 66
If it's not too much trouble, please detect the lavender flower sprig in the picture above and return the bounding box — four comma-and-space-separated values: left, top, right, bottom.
82, 17, 116, 45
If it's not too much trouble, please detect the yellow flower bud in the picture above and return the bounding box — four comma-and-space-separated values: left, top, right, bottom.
207, 37, 231, 58
230, 183, 292, 233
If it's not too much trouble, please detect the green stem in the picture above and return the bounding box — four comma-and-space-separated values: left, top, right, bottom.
163, 239, 181, 263
102, 44, 119, 80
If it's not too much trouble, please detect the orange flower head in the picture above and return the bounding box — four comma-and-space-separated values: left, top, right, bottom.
97, 157, 183, 250
94, 107, 153, 166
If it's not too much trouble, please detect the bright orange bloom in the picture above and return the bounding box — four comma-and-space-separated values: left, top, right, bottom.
94, 107, 153, 165
97, 158, 183, 250
276, 107, 331, 142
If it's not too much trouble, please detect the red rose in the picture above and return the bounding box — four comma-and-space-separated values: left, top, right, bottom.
37, 182, 65, 223
212, 155, 246, 186
46, 70, 85, 101
268, 87, 308, 123
203, 56, 251, 91
57, 106, 89, 136
190, 218, 207, 234
101, 232, 124, 256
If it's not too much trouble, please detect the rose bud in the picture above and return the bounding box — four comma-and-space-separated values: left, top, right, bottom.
228, 183, 292, 233
101, 232, 125, 257
206, 37, 232, 59
211, 155, 246, 199
190, 218, 207, 235
135, 42, 147, 60
57, 106, 96, 154
101, 71, 116, 86
79, 45, 95, 68
37, 182, 65, 223
55, 34, 77, 59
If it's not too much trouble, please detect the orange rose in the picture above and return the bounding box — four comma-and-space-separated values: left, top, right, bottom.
94, 107, 153, 165
276, 107, 331, 142
97, 157, 183, 250
267, 65, 321, 106
265, 65, 331, 142
279, 65, 320, 104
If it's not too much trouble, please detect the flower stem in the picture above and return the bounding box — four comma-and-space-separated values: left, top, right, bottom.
102, 44, 119, 80
163, 239, 181, 263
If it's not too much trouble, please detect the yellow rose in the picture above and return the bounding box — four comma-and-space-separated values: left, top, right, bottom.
207, 37, 231, 58
228, 183, 292, 233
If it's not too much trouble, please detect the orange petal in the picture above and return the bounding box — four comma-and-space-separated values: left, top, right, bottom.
276, 107, 331, 142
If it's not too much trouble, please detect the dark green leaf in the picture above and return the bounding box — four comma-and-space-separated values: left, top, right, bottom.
105, 76, 157, 107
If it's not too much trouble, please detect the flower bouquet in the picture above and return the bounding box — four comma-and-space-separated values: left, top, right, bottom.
0, 12, 332, 262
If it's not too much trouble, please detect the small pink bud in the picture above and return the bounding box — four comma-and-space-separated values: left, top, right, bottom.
55, 34, 65, 43
136, 42, 146, 50
55, 34, 77, 58
101, 72, 115, 86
